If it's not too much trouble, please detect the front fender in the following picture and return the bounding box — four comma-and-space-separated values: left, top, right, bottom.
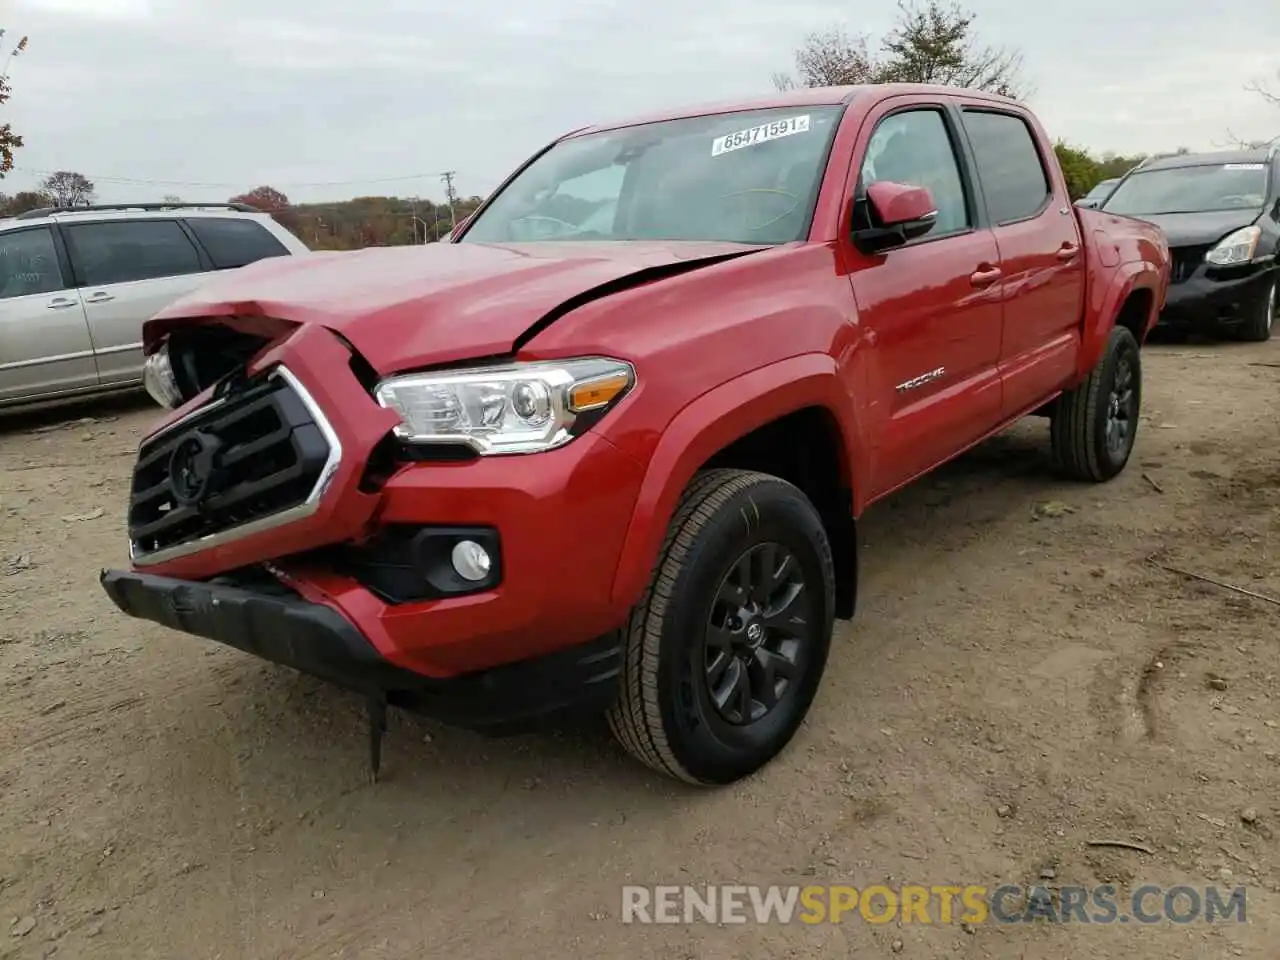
608, 352, 865, 609
1076, 259, 1164, 380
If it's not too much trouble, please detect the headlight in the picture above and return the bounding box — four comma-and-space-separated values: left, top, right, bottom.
1205, 225, 1261, 266
142, 341, 183, 409
374, 357, 635, 455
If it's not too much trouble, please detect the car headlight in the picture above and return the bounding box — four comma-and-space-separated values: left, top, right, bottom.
142, 341, 184, 409
1205, 225, 1262, 266
374, 357, 635, 455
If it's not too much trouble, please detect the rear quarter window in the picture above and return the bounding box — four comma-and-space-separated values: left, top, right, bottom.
185, 217, 290, 269
961, 110, 1052, 224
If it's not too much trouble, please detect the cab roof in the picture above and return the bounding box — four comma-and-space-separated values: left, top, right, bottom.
1140, 145, 1277, 171
567, 83, 1021, 138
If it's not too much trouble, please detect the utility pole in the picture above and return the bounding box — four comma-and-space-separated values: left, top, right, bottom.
440, 171, 458, 231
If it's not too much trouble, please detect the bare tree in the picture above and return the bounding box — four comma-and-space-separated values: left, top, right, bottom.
775, 1, 1029, 100
40, 171, 96, 207
773, 27, 874, 90
1246, 71, 1278, 108
161, 193, 183, 204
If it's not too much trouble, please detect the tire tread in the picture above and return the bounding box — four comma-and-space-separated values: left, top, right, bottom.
606, 469, 801, 784
1051, 326, 1137, 482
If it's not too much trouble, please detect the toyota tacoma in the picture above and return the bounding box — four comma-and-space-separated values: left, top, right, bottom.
100, 84, 1170, 785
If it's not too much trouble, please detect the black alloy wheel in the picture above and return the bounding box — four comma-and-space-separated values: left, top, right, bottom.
704, 542, 807, 726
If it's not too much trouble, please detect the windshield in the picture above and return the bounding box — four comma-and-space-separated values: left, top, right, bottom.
1102, 162, 1269, 215
1083, 179, 1117, 201
461, 106, 844, 245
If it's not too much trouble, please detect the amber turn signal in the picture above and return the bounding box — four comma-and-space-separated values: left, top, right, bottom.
567, 371, 632, 412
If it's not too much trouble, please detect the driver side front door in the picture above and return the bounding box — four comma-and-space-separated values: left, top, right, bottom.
843, 100, 1006, 498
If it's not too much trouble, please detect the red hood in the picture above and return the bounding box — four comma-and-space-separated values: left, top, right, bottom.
147, 240, 761, 373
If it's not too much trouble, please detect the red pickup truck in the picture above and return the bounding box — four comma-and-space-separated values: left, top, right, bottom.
101, 84, 1169, 785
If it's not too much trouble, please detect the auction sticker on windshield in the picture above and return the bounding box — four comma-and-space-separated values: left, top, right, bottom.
712, 116, 811, 157
1223, 163, 1265, 170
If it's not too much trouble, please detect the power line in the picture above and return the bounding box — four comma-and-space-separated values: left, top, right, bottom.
9, 166, 455, 190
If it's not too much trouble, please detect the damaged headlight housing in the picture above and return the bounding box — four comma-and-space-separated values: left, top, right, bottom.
1205, 225, 1261, 266
142, 341, 184, 409
374, 357, 635, 455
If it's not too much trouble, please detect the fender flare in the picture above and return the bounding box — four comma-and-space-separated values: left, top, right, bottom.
609, 352, 865, 609
1076, 260, 1163, 378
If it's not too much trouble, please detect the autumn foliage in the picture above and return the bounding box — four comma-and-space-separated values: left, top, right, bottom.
0, 77, 22, 178
228, 186, 484, 249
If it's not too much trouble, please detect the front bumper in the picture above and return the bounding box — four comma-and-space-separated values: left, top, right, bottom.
1158, 263, 1274, 331
100, 568, 623, 732
116, 323, 647, 680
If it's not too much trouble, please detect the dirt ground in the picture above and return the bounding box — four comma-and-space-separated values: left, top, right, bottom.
1, 338, 1278, 960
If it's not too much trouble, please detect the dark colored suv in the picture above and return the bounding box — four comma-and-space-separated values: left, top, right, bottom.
1101, 141, 1279, 340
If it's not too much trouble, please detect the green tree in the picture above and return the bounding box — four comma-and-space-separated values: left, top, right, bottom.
1053, 142, 1100, 201
775, 1, 1027, 99
1095, 151, 1147, 180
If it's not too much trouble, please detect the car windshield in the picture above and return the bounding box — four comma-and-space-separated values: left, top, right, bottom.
1102, 162, 1269, 215
461, 106, 844, 245
1083, 179, 1117, 201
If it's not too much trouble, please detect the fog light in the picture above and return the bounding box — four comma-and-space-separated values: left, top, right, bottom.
451, 540, 492, 582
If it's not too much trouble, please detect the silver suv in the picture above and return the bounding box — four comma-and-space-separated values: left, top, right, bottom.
0, 202, 309, 408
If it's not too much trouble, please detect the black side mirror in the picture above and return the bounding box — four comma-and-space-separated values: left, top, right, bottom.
851, 200, 938, 254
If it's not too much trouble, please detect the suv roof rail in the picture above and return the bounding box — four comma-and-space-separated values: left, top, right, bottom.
11, 201, 260, 221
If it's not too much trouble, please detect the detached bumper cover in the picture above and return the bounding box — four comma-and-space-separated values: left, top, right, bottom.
100, 568, 622, 733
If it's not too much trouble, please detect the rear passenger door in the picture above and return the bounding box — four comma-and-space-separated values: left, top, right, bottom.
0, 226, 98, 404
956, 106, 1086, 417
60, 218, 209, 386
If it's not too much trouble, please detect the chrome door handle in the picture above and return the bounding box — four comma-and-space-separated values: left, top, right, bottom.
47, 297, 77, 309
1056, 244, 1079, 261
84, 292, 115, 303
969, 266, 1002, 288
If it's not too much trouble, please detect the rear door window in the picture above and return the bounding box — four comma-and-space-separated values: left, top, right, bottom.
185, 217, 290, 269
961, 110, 1052, 224
63, 219, 204, 286
0, 227, 66, 299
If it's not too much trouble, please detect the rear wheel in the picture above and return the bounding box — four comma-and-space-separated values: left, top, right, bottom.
606, 469, 835, 784
1236, 276, 1275, 343
1051, 326, 1141, 482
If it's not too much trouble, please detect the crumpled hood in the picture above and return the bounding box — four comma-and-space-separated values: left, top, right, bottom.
1125, 209, 1261, 248
147, 240, 761, 373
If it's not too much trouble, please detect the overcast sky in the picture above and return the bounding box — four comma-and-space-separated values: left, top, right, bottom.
2, 0, 1277, 205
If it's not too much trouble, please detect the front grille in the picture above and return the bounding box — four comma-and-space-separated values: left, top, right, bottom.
128, 370, 333, 559
1170, 245, 1211, 284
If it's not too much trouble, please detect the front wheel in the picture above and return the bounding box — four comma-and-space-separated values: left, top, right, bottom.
1235, 276, 1275, 343
607, 469, 835, 785
1051, 326, 1142, 482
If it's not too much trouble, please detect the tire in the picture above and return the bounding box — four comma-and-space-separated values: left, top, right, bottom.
1236, 276, 1275, 343
1051, 326, 1142, 482
606, 469, 835, 785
